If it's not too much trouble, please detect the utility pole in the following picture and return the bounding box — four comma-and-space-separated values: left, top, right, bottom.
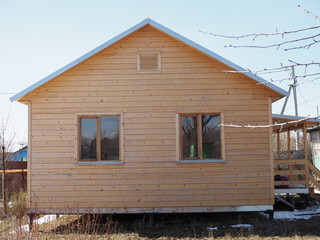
280, 66, 300, 150
291, 66, 299, 117
281, 66, 298, 116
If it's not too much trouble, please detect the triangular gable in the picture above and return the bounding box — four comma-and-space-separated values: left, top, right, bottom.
10, 18, 287, 102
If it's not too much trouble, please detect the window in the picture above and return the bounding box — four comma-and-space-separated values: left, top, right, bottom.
180, 114, 221, 160
79, 115, 121, 161
137, 52, 161, 72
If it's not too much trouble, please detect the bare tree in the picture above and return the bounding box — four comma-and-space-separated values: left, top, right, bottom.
1, 113, 16, 215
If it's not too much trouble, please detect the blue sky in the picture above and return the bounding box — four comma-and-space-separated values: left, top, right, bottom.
0, 0, 319, 149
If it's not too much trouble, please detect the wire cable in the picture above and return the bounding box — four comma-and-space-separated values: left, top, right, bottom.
297, 86, 318, 108
286, 92, 320, 111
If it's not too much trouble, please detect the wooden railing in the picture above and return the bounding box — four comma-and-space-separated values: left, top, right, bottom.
306, 161, 320, 190
274, 159, 308, 189
274, 158, 320, 192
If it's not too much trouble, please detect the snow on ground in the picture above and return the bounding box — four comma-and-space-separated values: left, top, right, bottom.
230, 224, 253, 228
207, 224, 253, 231
207, 226, 219, 231
8, 206, 320, 234
207, 206, 320, 231
33, 215, 57, 225
260, 206, 320, 220
12, 215, 57, 233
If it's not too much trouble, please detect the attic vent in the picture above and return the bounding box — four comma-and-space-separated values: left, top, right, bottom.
137, 52, 161, 72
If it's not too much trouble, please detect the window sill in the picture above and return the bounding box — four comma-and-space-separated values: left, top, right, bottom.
76, 161, 124, 165
177, 159, 225, 163
137, 70, 161, 74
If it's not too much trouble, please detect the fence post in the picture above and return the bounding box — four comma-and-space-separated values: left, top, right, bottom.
21, 157, 24, 191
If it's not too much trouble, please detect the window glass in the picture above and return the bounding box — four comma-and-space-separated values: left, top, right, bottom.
202, 115, 221, 159
81, 118, 97, 160
101, 116, 120, 160
182, 116, 198, 159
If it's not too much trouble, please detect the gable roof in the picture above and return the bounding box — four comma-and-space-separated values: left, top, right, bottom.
10, 18, 287, 102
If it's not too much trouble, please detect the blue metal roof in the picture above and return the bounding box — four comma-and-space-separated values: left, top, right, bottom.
273, 114, 320, 123
10, 18, 287, 102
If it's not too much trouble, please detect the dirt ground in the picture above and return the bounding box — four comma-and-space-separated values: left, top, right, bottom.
2, 210, 320, 239
49, 212, 320, 239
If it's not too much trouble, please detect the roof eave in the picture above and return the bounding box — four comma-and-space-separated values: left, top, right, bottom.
272, 113, 320, 124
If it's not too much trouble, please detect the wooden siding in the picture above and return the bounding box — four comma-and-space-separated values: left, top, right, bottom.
25, 25, 275, 212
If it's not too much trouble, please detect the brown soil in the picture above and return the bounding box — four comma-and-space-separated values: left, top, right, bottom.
51, 212, 320, 239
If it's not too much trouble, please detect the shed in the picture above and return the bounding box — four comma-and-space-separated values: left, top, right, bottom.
11, 18, 287, 215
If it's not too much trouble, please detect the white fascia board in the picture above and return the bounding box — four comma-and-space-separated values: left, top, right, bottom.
275, 189, 309, 194
10, 18, 287, 102
273, 114, 320, 123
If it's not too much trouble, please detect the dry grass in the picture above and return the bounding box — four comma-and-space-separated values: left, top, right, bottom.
1, 212, 320, 239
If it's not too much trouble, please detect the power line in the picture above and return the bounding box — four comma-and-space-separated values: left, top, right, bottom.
286, 92, 320, 111
311, 81, 320, 86
297, 86, 318, 108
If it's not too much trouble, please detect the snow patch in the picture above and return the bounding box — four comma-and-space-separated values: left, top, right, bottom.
260, 206, 320, 220
207, 224, 253, 231
11, 214, 57, 233
33, 215, 57, 225
207, 227, 219, 231
230, 224, 253, 229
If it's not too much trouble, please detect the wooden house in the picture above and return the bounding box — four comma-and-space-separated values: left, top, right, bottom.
11, 18, 289, 215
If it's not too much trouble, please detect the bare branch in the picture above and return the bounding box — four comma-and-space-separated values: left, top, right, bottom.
223, 62, 320, 75
0, 111, 16, 152
298, 76, 320, 85
200, 25, 320, 40
225, 33, 320, 50
202, 5, 320, 88
268, 73, 320, 84
265, 75, 320, 85
298, 5, 320, 23
283, 38, 320, 51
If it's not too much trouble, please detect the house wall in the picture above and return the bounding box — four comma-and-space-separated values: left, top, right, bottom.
24, 25, 277, 213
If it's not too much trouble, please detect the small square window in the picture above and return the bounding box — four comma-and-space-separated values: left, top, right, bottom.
137, 52, 161, 72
